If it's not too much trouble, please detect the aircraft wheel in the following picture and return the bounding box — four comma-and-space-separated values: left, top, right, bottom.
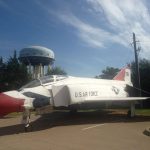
24, 124, 32, 132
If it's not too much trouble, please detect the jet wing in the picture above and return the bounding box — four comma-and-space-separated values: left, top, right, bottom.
84, 97, 149, 101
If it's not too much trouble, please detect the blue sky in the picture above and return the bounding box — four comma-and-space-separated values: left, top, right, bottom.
0, 0, 150, 77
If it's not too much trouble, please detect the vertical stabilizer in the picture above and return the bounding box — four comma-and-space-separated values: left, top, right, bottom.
113, 66, 132, 84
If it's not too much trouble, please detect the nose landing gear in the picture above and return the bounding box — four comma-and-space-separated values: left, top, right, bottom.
22, 109, 32, 132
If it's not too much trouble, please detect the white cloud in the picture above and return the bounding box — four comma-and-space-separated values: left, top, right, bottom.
34, 1, 128, 49
87, 0, 150, 58
57, 12, 128, 48
36, 0, 150, 58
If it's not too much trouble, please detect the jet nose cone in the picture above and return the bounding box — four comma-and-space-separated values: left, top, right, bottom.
0, 93, 24, 117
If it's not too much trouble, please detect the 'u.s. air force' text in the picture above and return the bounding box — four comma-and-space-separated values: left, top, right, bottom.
75, 91, 98, 98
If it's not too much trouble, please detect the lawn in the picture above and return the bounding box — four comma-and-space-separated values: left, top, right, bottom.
135, 109, 150, 116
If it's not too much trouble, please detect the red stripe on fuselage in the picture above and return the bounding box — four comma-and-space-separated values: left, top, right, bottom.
0, 93, 24, 117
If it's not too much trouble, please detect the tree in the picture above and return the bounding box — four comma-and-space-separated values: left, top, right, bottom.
96, 67, 120, 79
0, 57, 6, 92
0, 57, 5, 71
47, 66, 67, 75
131, 59, 150, 108
0, 51, 31, 92
131, 59, 150, 95
0, 57, 3, 65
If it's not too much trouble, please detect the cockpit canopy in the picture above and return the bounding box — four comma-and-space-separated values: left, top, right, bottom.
20, 75, 68, 89
40, 75, 67, 84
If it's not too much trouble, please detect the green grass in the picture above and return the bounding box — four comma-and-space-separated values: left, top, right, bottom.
6, 111, 36, 117
6, 112, 22, 117
4, 109, 150, 118
135, 109, 150, 116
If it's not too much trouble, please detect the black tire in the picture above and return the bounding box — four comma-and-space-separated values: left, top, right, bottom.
24, 124, 32, 132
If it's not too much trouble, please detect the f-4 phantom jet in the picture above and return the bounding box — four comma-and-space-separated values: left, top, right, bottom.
0, 66, 149, 130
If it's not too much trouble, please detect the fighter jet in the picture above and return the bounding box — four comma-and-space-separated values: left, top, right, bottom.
0, 66, 149, 130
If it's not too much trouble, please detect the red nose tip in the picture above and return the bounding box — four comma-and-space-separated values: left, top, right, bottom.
0, 93, 24, 117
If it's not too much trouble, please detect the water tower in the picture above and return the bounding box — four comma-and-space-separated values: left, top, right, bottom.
19, 46, 55, 79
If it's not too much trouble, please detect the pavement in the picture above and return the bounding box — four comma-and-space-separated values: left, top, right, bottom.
0, 110, 150, 150
144, 127, 150, 136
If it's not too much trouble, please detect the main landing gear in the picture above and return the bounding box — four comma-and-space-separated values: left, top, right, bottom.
127, 102, 135, 118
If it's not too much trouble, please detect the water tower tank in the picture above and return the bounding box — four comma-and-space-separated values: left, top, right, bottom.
19, 46, 55, 78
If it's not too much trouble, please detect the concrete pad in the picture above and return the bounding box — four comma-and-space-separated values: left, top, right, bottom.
0, 110, 150, 150
143, 127, 150, 136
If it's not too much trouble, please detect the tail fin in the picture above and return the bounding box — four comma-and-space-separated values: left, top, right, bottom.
113, 66, 132, 84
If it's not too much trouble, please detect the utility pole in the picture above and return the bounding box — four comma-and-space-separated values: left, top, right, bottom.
133, 32, 141, 96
